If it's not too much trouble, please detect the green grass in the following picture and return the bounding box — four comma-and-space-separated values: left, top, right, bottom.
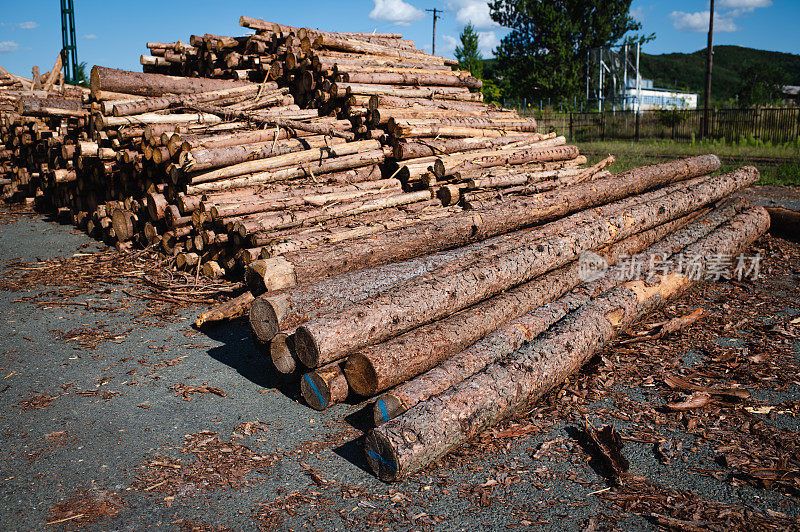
578, 139, 800, 186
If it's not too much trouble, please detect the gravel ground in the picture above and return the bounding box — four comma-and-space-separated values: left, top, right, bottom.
0, 196, 798, 531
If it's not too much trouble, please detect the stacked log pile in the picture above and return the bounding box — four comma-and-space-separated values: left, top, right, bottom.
1, 24, 770, 483
243, 155, 769, 479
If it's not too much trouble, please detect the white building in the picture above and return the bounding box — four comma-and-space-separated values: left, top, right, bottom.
622, 78, 698, 111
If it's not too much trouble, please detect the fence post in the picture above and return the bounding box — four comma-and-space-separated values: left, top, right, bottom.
635, 111, 640, 142
672, 110, 676, 140
601, 111, 605, 141
569, 112, 573, 142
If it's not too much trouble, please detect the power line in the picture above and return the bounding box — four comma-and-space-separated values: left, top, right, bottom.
425, 8, 443, 56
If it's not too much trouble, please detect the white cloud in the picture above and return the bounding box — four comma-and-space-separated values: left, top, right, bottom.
0, 41, 19, 53
718, 0, 772, 9
441, 34, 458, 55
447, 0, 500, 29
630, 6, 645, 22
369, 0, 425, 26
477, 30, 499, 56
83, 34, 97, 39
670, 11, 739, 33
18, 21, 38, 30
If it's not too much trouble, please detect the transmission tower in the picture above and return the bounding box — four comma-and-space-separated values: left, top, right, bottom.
586, 43, 641, 113
60, 0, 79, 85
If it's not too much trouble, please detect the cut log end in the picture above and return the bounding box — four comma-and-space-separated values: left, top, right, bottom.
365, 429, 401, 482
343, 354, 378, 396
249, 295, 283, 343
270, 332, 297, 374
245, 257, 298, 296
373, 394, 404, 426
300, 364, 348, 411
293, 326, 321, 369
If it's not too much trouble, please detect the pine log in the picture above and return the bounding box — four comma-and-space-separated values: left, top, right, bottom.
293, 167, 759, 369
111, 84, 267, 116
189, 102, 355, 140
195, 292, 255, 327
393, 136, 541, 160
90, 66, 250, 99
390, 117, 537, 133
187, 139, 379, 184
365, 206, 770, 481
248, 232, 526, 345
97, 112, 222, 129
343, 209, 703, 397
332, 83, 481, 101
186, 149, 387, 194
244, 155, 721, 295
343, 71, 481, 89
372, 201, 743, 423
181, 135, 346, 172
235, 190, 431, 235
301, 362, 349, 411
269, 332, 297, 374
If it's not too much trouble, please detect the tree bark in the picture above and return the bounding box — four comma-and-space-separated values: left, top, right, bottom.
186, 139, 379, 184
344, 209, 705, 398
393, 135, 544, 160
245, 155, 721, 296
372, 201, 742, 424
301, 362, 349, 411
365, 206, 769, 481
90, 66, 250, 99
186, 149, 387, 194
181, 135, 346, 172
195, 292, 255, 327
248, 233, 521, 344
343, 71, 481, 89
293, 167, 758, 369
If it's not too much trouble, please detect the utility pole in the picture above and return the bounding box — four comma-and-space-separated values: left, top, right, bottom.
425, 8, 442, 56
703, 0, 714, 138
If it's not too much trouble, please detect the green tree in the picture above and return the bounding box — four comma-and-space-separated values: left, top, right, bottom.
75, 61, 89, 88
489, 0, 647, 102
455, 23, 483, 79
736, 62, 787, 107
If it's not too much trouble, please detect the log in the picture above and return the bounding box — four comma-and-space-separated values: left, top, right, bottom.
97, 112, 222, 129
186, 149, 387, 194
187, 139, 379, 184
90, 66, 250, 99
244, 155, 722, 295
332, 83, 481, 101
190, 102, 355, 140
343, 71, 481, 89
111, 84, 266, 116
390, 117, 537, 133
235, 190, 431, 235
372, 201, 743, 424
181, 135, 346, 172
196, 292, 255, 327
301, 362, 349, 411
365, 206, 770, 481
248, 232, 526, 345
393, 135, 541, 160
293, 167, 758, 369
269, 332, 297, 374
343, 209, 704, 398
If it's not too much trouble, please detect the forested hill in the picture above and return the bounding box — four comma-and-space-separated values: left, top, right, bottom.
482, 45, 799, 105
639, 45, 800, 102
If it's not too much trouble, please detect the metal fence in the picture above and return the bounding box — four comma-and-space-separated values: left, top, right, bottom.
529, 108, 800, 144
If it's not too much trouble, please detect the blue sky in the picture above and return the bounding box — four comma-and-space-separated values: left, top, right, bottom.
1, 1, 798, 78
